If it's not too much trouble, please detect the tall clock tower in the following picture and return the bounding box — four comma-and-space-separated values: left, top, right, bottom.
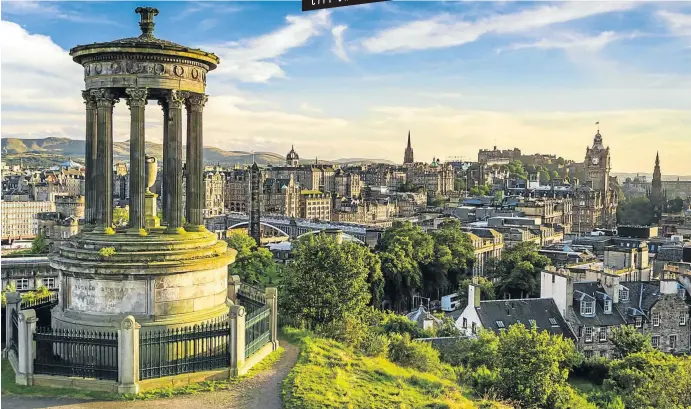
584, 131, 611, 193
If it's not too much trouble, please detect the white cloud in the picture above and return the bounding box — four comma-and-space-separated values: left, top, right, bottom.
501, 31, 627, 53
362, 2, 638, 53
2, 1, 116, 24
658, 11, 691, 37
299, 103, 323, 113
331, 25, 350, 62
202, 10, 332, 83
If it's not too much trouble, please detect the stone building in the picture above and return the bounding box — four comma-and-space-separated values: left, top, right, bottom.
299, 190, 331, 221
403, 131, 414, 165
334, 169, 362, 198
516, 197, 573, 234
203, 170, 225, 217
263, 175, 300, 217
405, 159, 454, 195
1, 200, 55, 242
465, 228, 504, 276
477, 146, 522, 164
225, 169, 250, 213
1, 256, 58, 292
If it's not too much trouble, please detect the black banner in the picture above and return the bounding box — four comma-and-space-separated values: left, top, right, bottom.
303, 0, 389, 12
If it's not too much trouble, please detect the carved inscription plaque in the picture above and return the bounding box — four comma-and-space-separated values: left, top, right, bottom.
69, 277, 147, 314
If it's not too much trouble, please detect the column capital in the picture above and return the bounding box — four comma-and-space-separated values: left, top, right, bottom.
164, 90, 185, 110
90, 88, 119, 108
185, 93, 208, 112
82, 90, 97, 109
125, 87, 148, 109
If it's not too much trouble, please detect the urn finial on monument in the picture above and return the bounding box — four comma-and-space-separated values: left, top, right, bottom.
135, 6, 159, 38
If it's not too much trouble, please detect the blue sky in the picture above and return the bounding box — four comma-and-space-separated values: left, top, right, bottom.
1, 1, 690, 174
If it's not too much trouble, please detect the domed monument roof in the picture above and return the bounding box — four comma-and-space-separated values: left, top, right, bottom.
286, 145, 300, 161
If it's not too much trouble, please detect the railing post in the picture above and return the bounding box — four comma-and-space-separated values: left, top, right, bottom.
16, 309, 36, 386
117, 315, 140, 394
228, 275, 241, 304
228, 305, 246, 376
265, 287, 279, 350
4, 292, 21, 358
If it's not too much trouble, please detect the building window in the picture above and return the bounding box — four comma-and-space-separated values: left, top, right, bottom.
652, 336, 660, 348
584, 327, 593, 343
652, 312, 661, 327
620, 287, 629, 302
471, 322, 477, 334
584, 350, 594, 359
580, 301, 594, 316
680, 313, 687, 326
600, 351, 608, 358
43, 278, 56, 289
678, 288, 686, 300
15, 278, 29, 290
462, 318, 467, 329
549, 318, 559, 327
670, 335, 678, 350
635, 317, 643, 328
496, 320, 505, 329
552, 275, 556, 283
604, 300, 612, 314
599, 327, 608, 342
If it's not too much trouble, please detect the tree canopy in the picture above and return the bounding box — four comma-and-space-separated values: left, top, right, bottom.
616, 197, 655, 226
486, 242, 551, 299
226, 230, 283, 286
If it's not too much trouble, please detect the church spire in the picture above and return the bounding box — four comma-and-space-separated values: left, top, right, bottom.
655, 151, 660, 167
404, 131, 414, 165
407, 131, 411, 148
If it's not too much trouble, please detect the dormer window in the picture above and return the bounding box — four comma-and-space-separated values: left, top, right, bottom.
580, 300, 595, 316
678, 288, 686, 300
604, 300, 612, 314
620, 287, 629, 302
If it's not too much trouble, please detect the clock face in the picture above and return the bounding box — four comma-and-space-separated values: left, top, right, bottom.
591, 156, 600, 165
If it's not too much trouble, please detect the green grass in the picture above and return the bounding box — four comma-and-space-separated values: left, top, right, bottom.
121, 347, 285, 401
281, 328, 510, 409
568, 377, 603, 395
2, 347, 284, 401
1, 360, 118, 400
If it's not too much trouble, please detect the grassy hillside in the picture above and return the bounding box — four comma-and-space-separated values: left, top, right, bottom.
282, 328, 509, 409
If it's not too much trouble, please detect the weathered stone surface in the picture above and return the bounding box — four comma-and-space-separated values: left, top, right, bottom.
68, 277, 147, 314
193, 294, 216, 311
154, 299, 194, 316
193, 279, 226, 298
156, 273, 194, 289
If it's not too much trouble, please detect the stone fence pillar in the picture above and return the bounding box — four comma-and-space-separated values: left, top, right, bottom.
228, 304, 246, 376
4, 292, 21, 358
265, 287, 279, 349
16, 309, 37, 386
117, 315, 140, 394
228, 275, 241, 304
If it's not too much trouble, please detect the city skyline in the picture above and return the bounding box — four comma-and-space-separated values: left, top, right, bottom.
1, 1, 690, 174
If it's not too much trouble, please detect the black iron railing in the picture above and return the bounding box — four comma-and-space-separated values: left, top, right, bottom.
34, 327, 119, 381
21, 293, 58, 310
139, 317, 230, 380
237, 283, 266, 315
245, 305, 271, 359
10, 308, 19, 356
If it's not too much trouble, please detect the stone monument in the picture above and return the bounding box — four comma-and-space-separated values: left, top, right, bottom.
50, 7, 236, 332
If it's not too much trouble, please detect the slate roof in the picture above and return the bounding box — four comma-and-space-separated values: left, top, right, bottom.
406, 305, 443, 328
615, 281, 663, 322
476, 298, 576, 339
571, 282, 627, 327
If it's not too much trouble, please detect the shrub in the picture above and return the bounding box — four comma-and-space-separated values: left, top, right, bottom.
571, 357, 610, 385
382, 313, 434, 339
99, 247, 116, 258
388, 333, 444, 374
104, 227, 116, 235
465, 365, 499, 396
139, 228, 148, 236
359, 330, 390, 357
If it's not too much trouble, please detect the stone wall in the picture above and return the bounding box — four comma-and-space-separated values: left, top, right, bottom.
644, 293, 691, 354
154, 267, 227, 316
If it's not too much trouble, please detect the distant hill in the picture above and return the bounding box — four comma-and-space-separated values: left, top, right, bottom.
331, 158, 396, 165
1, 137, 285, 167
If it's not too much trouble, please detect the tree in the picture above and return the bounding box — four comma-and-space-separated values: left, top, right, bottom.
609, 325, 653, 358
279, 234, 374, 329
506, 160, 528, 180
667, 197, 685, 213
31, 233, 47, 254
422, 219, 475, 294
457, 276, 495, 309
113, 207, 129, 226
616, 197, 655, 226
605, 350, 691, 409
497, 325, 579, 408
486, 242, 551, 298
469, 185, 490, 196
226, 230, 282, 286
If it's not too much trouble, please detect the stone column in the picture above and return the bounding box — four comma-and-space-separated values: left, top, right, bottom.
158, 99, 169, 224
16, 309, 37, 386
117, 315, 140, 394
265, 287, 279, 350
228, 275, 241, 304
125, 88, 148, 232
185, 93, 208, 231
228, 305, 246, 377
82, 91, 98, 226
91, 88, 119, 232
163, 90, 185, 233
3, 292, 21, 357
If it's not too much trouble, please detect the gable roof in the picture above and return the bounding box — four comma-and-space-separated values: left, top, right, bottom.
476, 298, 576, 339
571, 282, 627, 327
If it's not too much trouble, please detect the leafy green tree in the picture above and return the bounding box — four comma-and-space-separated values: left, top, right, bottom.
605, 350, 691, 409
667, 197, 685, 213
616, 197, 655, 226
435, 315, 461, 337
226, 230, 283, 286
497, 324, 579, 408
609, 325, 653, 358
31, 233, 47, 254
279, 234, 374, 330
469, 185, 490, 196
486, 242, 550, 298
506, 160, 528, 179
422, 219, 475, 294
457, 276, 495, 309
